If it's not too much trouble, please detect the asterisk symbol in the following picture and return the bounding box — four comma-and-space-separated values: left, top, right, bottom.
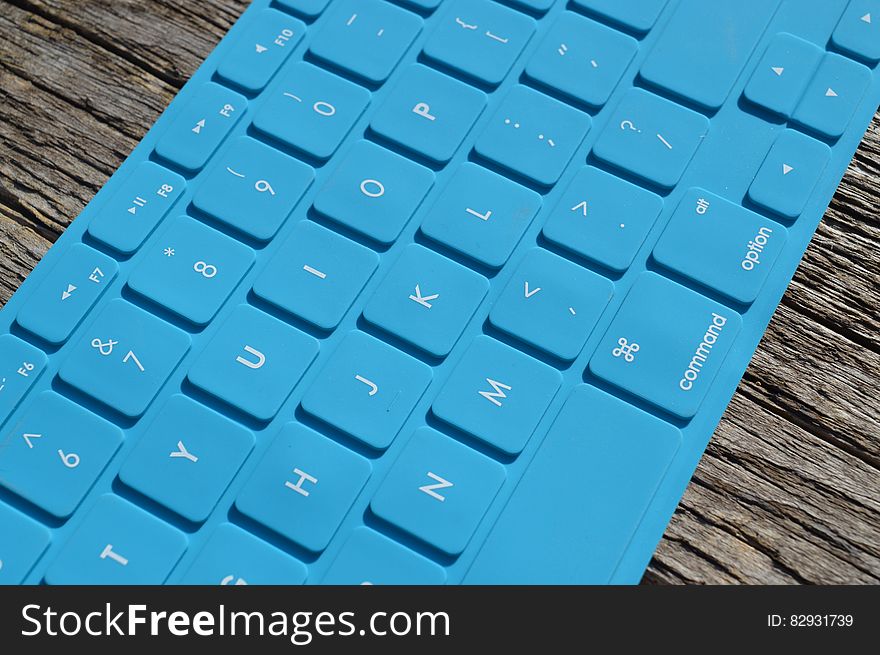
163, 247, 175, 257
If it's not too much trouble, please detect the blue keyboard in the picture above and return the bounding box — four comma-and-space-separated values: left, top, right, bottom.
0, 0, 878, 585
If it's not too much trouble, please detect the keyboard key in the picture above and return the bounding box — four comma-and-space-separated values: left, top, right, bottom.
312, 140, 434, 244
253, 62, 370, 160
180, 523, 307, 585
45, 494, 187, 584
489, 248, 614, 361
322, 527, 446, 584
188, 304, 318, 421
370, 64, 487, 164
831, 0, 880, 63
422, 0, 536, 87
432, 335, 561, 455
275, 0, 331, 18
127, 217, 255, 326
0, 334, 47, 427
371, 427, 505, 555
474, 85, 591, 186
589, 272, 742, 419
465, 384, 680, 583
309, 0, 422, 84
571, 0, 668, 33
791, 53, 871, 139
420, 162, 542, 268
0, 502, 50, 584
363, 244, 489, 357
118, 395, 254, 522
17, 245, 117, 345
155, 83, 247, 173
654, 189, 787, 303
747, 130, 831, 219
742, 33, 823, 119
59, 299, 191, 418
236, 423, 371, 552
592, 88, 709, 189
301, 331, 432, 450
0, 391, 122, 518
252, 221, 378, 330
216, 9, 305, 93
525, 12, 637, 109
193, 136, 314, 241
541, 166, 663, 272
87, 162, 185, 254
640, 0, 780, 110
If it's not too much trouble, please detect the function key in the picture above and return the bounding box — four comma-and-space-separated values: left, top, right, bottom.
236, 423, 371, 552
0, 502, 51, 584
541, 166, 663, 272
312, 140, 434, 245
44, 494, 187, 584
742, 33, 823, 119
370, 64, 487, 164
432, 335, 562, 455
0, 334, 47, 427
187, 304, 318, 421
252, 62, 370, 161
489, 247, 614, 361
653, 189, 787, 304
252, 221, 378, 331
154, 83, 247, 173
17, 244, 117, 345
322, 527, 446, 585
420, 162, 542, 269
747, 129, 831, 220
193, 136, 314, 242
474, 85, 591, 186
216, 9, 305, 93
791, 53, 871, 140
830, 1, 880, 64
87, 162, 185, 255
309, 0, 422, 85
0, 391, 123, 519
422, 0, 536, 87
589, 272, 741, 419
639, 0, 779, 110
525, 12, 638, 109
370, 427, 506, 556
180, 523, 307, 585
58, 299, 191, 418
118, 395, 254, 523
592, 88, 709, 189
301, 331, 432, 450
126, 217, 255, 326
571, 0, 668, 33
362, 244, 489, 357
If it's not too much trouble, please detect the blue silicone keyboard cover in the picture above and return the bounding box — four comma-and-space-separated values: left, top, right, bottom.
0, 0, 878, 584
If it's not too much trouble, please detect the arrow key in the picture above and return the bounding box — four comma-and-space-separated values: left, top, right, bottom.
831, 1, 880, 64
17, 243, 118, 345
742, 33, 822, 118
748, 129, 831, 220
792, 53, 871, 139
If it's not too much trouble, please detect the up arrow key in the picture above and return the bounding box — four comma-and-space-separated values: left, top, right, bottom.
825, 88, 838, 97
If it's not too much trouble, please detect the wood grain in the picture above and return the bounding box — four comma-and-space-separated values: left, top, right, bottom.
1, 0, 878, 584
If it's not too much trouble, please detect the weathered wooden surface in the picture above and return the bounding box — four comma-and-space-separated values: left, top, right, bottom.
1, 0, 878, 584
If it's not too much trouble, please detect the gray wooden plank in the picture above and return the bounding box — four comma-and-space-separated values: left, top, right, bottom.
0, 0, 877, 584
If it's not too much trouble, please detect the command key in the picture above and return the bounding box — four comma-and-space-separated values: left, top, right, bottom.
589, 273, 741, 419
